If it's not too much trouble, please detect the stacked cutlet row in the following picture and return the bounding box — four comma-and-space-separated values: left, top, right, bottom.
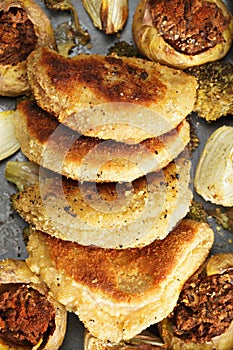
12, 47, 214, 343
13, 47, 196, 248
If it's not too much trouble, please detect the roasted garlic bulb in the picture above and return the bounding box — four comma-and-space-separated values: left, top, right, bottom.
132, 0, 233, 69
194, 126, 233, 207
158, 253, 233, 350
0, 259, 67, 349
0, 110, 20, 161
82, 0, 128, 34
0, 0, 56, 97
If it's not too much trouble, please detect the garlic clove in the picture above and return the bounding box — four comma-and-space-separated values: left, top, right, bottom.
194, 125, 233, 207
0, 110, 20, 161
82, 0, 128, 34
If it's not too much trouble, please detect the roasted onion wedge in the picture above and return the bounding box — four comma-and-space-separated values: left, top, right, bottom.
0, 259, 67, 349
0, 0, 56, 96
132, 0, 233, 69
194, 126, 233, 207
158, 253, 233, 350
0, 110, 20, 161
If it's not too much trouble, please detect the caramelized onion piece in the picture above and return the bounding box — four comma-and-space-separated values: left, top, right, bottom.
81, 0, 128, 34
194, 126, 233, 207
0, 110, 20, 161
205, 253, 233, 276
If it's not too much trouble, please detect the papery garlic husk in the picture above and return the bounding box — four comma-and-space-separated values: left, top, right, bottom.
82, 0, 128, 34
0, 110, 20, 161
0, 0, 57, 97
0, 259, 67, 350
43, 0, 90, 46
132, 0, 233, 69
84, 329, 167, 350
194, 125, 233, 207
158, 253, 233, 350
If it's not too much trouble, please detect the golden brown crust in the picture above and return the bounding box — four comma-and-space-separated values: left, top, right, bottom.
40, 52, 164, 105
11, 157, 192, 248
26, 219, 214, 343
15, 99, 190, 182
39, 220, 207, 300
26, 47, 197, 143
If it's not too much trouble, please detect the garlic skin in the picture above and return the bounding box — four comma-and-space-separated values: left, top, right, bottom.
205, 253, 233, 276
0, 110, 20, 161
82, 0, 128, 34
5, 161, 39, 191
194, 126, 233, 207
84, 329, 167, 350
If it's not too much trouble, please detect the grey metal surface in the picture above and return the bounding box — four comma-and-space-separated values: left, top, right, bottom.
0, 0, 232, 348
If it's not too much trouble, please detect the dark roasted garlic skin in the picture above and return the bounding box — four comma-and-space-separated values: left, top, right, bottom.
132, 0, 233, 69
0, 0, 56, 96
158, 253, 233, 350
0, 259, 67, 349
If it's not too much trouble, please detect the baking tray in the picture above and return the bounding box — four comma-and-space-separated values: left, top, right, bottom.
0, 0, 233, 348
